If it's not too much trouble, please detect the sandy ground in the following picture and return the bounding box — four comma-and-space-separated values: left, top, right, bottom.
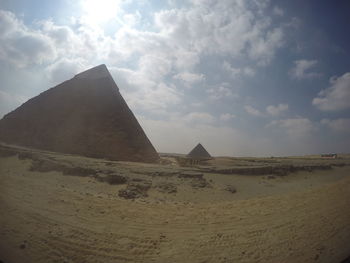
0, 148, 350, 263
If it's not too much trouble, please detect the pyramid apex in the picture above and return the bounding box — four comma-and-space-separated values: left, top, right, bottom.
187, 143, 211, 159
0, 63, 159, 162
74, 64, 110, 80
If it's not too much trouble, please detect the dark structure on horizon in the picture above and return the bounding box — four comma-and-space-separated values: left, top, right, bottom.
177, 143, 212, 166
187, 143, 211, 159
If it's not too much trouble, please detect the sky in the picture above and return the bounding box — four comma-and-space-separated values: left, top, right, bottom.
0, 0, 349, 156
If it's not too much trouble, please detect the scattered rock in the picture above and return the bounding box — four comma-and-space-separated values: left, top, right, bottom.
18, 151, 37, 160
225, 185, 237, 193
30, 159, 64, 173
156, 182, 177, 194
97, 173, 127, 185
198, 163, 333, 176
19, 244, 26, 249
340, 255, 350, 263
151, 171, 180, 177
30, 159, 97, 177
159, 158, 173, 165
190, 178, 209, 188
118, 180, 152, 199
267, 175, 276, 179
179, 171, 203, 179
0, 147, 16, 158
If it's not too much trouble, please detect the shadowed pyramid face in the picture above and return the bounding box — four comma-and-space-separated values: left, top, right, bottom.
187, 143, 211, 159
0, 65, 159, 163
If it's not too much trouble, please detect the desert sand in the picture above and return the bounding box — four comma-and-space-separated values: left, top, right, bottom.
0, 144, 350, 263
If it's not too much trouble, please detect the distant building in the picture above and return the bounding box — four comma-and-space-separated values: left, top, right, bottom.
321, 153, 337, 159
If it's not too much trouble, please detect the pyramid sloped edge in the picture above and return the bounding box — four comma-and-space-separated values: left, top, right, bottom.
0, 65, 159, 163
187, 143, 211, 159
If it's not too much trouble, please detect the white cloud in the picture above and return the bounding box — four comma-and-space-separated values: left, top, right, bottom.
245, 103, 289, 117
0, 3, 286, 118
268, 118, 316, 137
222, 61, 255, 78
122, 12, 142, 27
0, 90, 27, 118
0, 10, 57, 68
321, 118, 350, 133
248, 27, 284, 66
110, 67, 183, 115
0, 9, 22, 36
183, 112, 215, 124
273, 7, 284, 16
153, 0, 284, 65
126, 83, 182, 115
47, 58, 89, 85
138, 54, 172, 81
207, 85, 238, 101
244, 105, 264, 117
266, 103, 288, 116
41, 20, 75, 45
173, 72, 205, 85
220, 113, 236, 121
312, 72, 350, 111
289, 59, 321, 80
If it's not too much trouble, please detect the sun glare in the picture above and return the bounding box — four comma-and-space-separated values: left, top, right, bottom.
81, 0, 120, 24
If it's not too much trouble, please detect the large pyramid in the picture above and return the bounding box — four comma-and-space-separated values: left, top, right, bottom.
187, 143, 211, 159
0, 64, 159, 163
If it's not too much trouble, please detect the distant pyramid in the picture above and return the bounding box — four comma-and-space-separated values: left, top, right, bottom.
187, 143, 211, 159
0, 64, 159, 163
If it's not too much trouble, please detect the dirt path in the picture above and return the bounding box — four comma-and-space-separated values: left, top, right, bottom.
0, 157, 350, 263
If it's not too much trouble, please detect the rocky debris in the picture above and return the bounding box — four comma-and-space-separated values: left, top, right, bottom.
159, 158, 173, 165
155, 182, 177, 194
225, 185, 237, 193
190, 178, 210, 188
199, 163, 333, 176
30, 159, 65, 173
179, 171, 203, 179
340, 255, 350, 263
96, 173, 127, 185
30, 159, 97, 177
19, 241, 27, 249
0, 146, 16, 158
151, 171, 180, 177
118, 179, 152, 199
130, 168, 180, 177
333, 162, 346, 167
17, 151, 38, 161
